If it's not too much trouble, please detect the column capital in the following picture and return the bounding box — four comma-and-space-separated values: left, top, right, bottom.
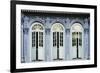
45, 28, 50, 35
23, 28, 29, 34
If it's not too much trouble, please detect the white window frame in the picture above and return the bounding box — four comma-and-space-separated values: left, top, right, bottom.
29, 22, 45, 62
70, 23, 84, 59
51, 23, 65, 60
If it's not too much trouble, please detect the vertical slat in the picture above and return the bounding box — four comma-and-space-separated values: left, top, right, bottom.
36, 32, 38, 60
57, 32, 59, 59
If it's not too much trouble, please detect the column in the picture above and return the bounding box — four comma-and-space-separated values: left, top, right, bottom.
84, 29, 89, 59
45, 28, 51, 61
21, 25, 24, 63
65, 29, 70, 60
23, 28, 29, 62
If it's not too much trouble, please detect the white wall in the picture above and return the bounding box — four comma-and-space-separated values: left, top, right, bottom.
0, 0, 99, 73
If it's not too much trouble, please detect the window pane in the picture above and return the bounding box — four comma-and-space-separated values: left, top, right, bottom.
79, 32, 82, 46
72, 32, 76, 46
53, 32, 54, 46
32, 32, 35, 47
52, 23, 63, 31
32, 24, 43, 30
53, 32, 56, 47
39, 32, 43, 47
60, 32, 63, 46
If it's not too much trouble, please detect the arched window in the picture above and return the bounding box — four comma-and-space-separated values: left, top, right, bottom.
30, 22, 44, 61
71, 23, 83, 47
31, 23, 44, 47
32, 24, 43, 30
52, 23, 63, 31
71, 23, 84, 59
51, 23, 65, 60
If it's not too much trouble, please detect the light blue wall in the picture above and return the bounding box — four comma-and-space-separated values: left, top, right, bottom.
21, 14, 90, 63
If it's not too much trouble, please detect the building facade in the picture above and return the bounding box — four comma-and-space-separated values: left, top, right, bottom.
21, 10, 90, 63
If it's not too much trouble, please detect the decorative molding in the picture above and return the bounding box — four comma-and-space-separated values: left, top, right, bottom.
65, 29, 70, 35
84, 29, 89, 33
45, 28, 50, 35
23, 28, 29, 34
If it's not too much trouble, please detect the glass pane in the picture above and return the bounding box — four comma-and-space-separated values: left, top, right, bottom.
52, 23, 63, 31
79, 32, 82, 46
53, 32, 56, 47
41, 32, 43, 47
32, 24, 43, 30
39, 32, 43, 47
72, 32, 76, 46
60, 32, 63, 46
32, 32, 35, 47
53, 32, 54, 46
